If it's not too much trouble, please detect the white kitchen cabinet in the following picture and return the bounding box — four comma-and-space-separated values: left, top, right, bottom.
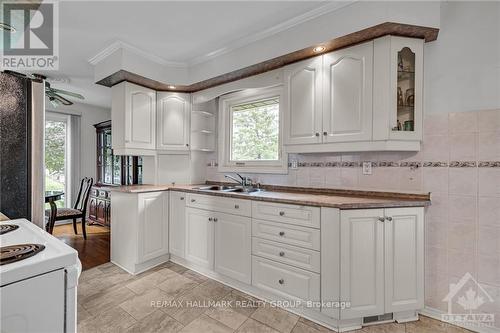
340, 209, 385, 320
338, 207, 424, 320
323, 41, 373, 143
185, 207, 214, 269
373, 36, 423, 142
214, 212, 252, 284
157, 92, 191, 150
384, 207, 424, 313
111, 191, 168, 274
283, 56, 323, 145
169, 191, 186, 259
111, 82, 156, 155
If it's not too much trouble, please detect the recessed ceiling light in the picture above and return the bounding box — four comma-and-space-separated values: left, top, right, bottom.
313, 46, 325, 53
168, 85, 176, 89
0, 22, 16, 33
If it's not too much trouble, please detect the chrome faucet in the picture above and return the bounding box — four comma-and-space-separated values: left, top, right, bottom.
224, 173, 251, 188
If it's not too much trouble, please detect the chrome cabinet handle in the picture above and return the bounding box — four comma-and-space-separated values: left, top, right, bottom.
208, 217, 213, 222
315, 133, 320, 137
323, 131, 327, 136
279, 231, 285, 236
378, 217, 385, 222
191, 199, 196, 202
386, 217, 393, 221
213, 218, 218, 222
278, 279, 285, 285
279, 211, 285, 216
279, 251, 285, 257
235, 204, 239, 209
180, 197, 184, 200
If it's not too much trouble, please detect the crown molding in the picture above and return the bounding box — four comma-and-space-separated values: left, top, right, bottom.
88, 40, 187, 68
188, 1, 356, 66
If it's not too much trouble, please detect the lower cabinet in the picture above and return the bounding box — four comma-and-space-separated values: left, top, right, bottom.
185, 208, 214, 269
169, 191, 186, 258
338, 207, 424, 320
111, 191, 169, 274
214, 212, 251, 284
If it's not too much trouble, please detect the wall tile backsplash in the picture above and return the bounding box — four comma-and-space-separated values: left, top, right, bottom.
206, 109, 500, 324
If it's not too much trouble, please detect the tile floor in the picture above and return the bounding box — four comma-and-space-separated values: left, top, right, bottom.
77, 262, 473, 333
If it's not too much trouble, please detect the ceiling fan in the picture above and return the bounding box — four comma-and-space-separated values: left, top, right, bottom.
4, 71, 85, 107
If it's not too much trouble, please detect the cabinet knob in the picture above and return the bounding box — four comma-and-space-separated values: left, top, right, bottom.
208, 217, 213, 222
378, 217, 385, 222
279, 251, 285, 257
278, 279, 285, 285
235, 204, 239, 209
279, 211, 285, 216
186, 144, 189, 147
180, 197, 184, 200
315, 132, 320, 137
191, 199, 196, 202
213, 217, 218, 222
386, 216, 393, 222
279, 231, 285, 236
323, 131, 328, 136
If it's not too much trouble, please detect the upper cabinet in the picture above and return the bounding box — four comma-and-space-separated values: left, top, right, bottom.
285, 36, 424, 153
323, 41, 373, 143
283, 56, 323, 145
157, 92, 191, 151
112, 82, 156, 155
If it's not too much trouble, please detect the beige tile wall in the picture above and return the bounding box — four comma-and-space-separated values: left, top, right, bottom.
205, 109, 500, 326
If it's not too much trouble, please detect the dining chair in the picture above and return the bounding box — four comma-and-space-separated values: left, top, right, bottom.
45, 177, 94, 239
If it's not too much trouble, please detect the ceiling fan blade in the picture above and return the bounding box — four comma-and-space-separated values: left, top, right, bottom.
49, 88, 84, 100
50, 93, 73, 106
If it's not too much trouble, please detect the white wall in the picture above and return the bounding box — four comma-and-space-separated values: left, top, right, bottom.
46, 102, 111, 184
425, 1, 500, 114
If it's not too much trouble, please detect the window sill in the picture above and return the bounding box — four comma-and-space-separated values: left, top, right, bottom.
217, 164, 288, 175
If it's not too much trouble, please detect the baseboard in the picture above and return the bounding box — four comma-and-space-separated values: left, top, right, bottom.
420, 307, 500, 333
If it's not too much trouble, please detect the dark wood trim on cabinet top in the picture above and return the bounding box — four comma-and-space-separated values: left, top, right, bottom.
96, 22, 439, 93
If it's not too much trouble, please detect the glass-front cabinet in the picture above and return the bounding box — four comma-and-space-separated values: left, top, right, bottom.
389, 37, 423, 141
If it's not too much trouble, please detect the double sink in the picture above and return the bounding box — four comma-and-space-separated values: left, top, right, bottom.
194, 185, 263, 194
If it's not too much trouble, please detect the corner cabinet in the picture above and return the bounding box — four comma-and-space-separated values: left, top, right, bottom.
157, 92, 191, 151
111, 191, 169, 274
111, 82, 156, 155
285, 36, 423, 153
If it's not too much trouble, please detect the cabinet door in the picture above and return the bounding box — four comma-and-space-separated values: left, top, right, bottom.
157, 92, 190, 150
125, 83, 156, 149
96, 200, 106, 224
323, 41, 373, 143
340, 209, 384, 319
89, 198, 97, 222
283, 57, 323, 145
384, 207, 424, 313
169, 191, 186, 258
185, 208, 214, 269
388, 37, 423, 141
138, 192, 168, 263
214, 212, 251, 283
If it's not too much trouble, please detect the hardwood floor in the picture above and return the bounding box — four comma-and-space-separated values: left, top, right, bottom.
53, 223, 110, 270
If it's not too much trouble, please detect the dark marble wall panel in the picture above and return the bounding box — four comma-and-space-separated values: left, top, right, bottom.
0, 72, 31, 219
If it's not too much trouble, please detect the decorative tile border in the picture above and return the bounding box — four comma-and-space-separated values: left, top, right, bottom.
212, 160, 500, 168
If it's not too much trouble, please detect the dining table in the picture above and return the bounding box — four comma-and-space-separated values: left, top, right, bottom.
45, 191, 64, 234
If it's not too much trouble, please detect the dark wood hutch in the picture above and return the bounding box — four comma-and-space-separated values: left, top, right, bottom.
88, 120, 142, 226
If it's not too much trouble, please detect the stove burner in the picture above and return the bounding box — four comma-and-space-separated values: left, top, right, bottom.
0, 224, 19, 235
0, 244, 45, 265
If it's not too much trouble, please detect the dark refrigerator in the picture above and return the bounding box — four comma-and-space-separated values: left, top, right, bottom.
0, 71, 45, 227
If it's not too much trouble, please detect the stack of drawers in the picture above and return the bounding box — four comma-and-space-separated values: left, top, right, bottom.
251, 201, 321, 304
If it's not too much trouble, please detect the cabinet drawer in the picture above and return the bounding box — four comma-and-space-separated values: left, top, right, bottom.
252, 219, 320, 250
186, 193, 251, 217
252, 237, 320, 273
252, 256, 320, 302
252, 201, 320, 228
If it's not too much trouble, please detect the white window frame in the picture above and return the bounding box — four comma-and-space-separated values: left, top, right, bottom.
45, 112, 72, 208
218, 87, 287, 174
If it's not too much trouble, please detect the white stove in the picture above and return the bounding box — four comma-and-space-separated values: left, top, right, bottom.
0, 219, 81, 333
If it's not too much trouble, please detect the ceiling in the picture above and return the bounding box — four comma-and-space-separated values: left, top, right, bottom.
34, 1, 330, 108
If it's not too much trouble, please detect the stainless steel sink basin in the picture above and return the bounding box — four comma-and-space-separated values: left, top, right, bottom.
194, 185, 263, 193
